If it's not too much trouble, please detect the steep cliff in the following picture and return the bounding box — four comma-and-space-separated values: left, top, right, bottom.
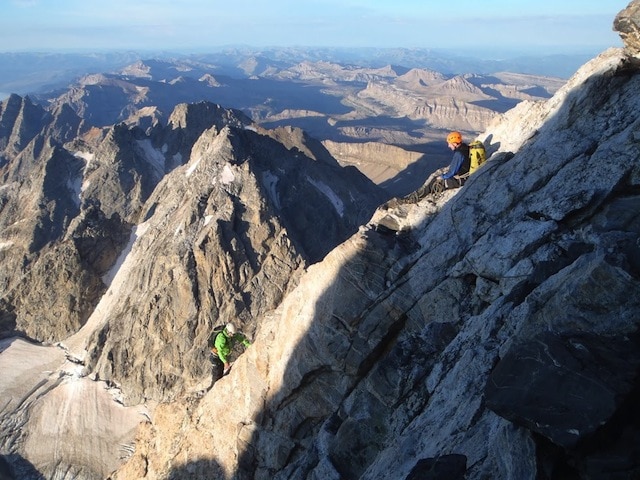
111, 4, 640, 480
0, 96, 384, 478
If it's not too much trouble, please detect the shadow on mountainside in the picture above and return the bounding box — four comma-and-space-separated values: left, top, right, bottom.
0, 453, 44, 480
258, 113, 437, 151
163, 73, 562, 478
169, 219, 429, 480
0, 306, 17, 342
205, 62, 640, 480
162, 458, 226, 480
229, 203, 458, 480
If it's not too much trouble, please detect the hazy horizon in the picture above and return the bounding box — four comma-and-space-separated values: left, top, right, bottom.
0, 1, 626, 54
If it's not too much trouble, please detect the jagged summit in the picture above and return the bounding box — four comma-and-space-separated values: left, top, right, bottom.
0, 94, 383, 346
28, 50, 564, 164
1, 3, 640, 479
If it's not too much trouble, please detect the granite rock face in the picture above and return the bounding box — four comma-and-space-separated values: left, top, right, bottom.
615, 0, 640, 58
113, 9, 640, 480
0, 93, 384, 478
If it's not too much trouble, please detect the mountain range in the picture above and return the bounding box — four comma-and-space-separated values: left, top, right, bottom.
1, 2, 640, 479
0, 46, 595, 97
6, 49, 565, 198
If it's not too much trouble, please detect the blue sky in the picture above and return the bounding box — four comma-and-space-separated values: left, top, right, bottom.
0, 0, 628, 54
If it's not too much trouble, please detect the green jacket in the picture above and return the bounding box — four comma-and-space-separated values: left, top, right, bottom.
214, 329, 251, 363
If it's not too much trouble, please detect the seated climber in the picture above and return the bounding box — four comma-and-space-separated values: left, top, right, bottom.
440, 131, 471, 189
211, 322, 251, 376
381, 131, 473, 208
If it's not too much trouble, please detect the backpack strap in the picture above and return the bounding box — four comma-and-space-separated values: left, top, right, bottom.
452, 172, 469, 187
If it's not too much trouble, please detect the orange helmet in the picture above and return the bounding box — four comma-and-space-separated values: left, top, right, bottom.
447, 131, 462, 144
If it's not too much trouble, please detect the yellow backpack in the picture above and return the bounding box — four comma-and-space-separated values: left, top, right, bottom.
469, 140, 486, 174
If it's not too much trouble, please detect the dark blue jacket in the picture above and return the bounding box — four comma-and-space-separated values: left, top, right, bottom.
442, 143, 470, 179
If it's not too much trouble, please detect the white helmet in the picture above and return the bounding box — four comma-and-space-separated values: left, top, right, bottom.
225, 323, 236, 335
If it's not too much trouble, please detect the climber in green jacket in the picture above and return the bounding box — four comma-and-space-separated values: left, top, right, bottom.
212, 323, 251, 375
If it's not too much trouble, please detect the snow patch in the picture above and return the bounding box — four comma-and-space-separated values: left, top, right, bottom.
221, 164, 235, 184
244, 125, 257, 132
0, 241, 14, 250
307, 177, 344, 217
204, 215, 214, 226
74, 151, 94, 194
137, 139, 165, 177
263, 171, 281, 209
73, 150, 94, 165
186, 157, 201, 177
63, 362, 88, 380
67, 176, 83, 208
102, 224, 146, 287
